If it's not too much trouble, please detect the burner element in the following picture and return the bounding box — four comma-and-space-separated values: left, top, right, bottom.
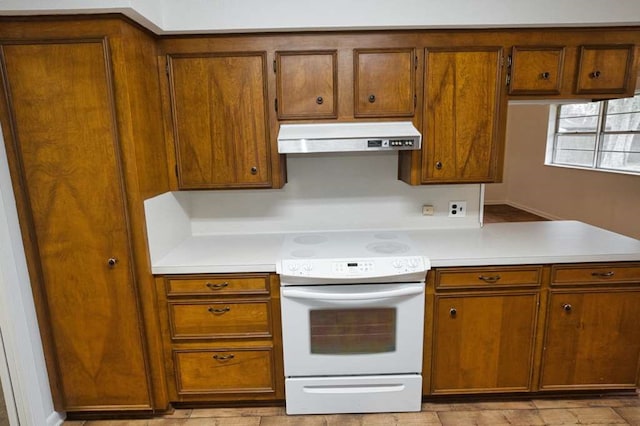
293, 235, 329, 245
366, 241, 411, 255
373, 232, 399, 240
291, 248, 316, 258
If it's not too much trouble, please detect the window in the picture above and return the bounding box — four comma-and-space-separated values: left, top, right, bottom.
547, 92, 640, 174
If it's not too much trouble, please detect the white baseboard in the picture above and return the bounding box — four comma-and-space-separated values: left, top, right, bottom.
46, 411, 65, 426
503, 201, 564, 221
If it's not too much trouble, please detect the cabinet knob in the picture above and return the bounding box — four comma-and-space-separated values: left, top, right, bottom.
107, 257, 118, 268
213, 354, 235, 361
540, 71, 551, 80
208, 306, 231, 314
449, 307, 457, 317
368, 94, 376, 103
589, 70, 601, 79
478, 275, 501, 284
250, 166, 258, 175
206, 282, 229, 290
562, 303, 572, 312
435, 161, 443, 170
316, 96, 324, 105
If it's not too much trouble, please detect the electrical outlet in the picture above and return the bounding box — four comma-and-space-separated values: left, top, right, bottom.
448, 201, 467, 217
422, 205, 434, 216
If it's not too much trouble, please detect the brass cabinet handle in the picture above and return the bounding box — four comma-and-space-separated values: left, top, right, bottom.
591, 271, 614, 278
435, 161, 443, 170
212, 354, 235, 361
107, 257, 118, 268
478, 275, 501, 283
208, 306, 231, 314
316, 96, 324, 105
449, 307, 457, 317
206, 282, 229, 290
562, 303, 572, 312
368, 94, 376, 103
589, 70, 601, 79
540, 71, 551, 80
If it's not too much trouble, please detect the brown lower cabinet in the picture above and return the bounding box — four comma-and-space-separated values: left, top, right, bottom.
425, 263, 640, 396
156, 273, 285, 402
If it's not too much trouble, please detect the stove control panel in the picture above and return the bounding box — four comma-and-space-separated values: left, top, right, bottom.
280, 256, 429, 280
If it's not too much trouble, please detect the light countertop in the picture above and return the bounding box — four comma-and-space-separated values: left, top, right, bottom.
150, 221, 640, 275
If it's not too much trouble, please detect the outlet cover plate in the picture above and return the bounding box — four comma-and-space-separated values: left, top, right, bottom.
449, 201, 467, 217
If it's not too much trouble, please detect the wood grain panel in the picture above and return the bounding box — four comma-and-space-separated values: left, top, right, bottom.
0, 39, 151, 409
541, 290, 640, 389
167, 275, 269, 296
509, 46, 565, 95
169, 301, 271, 339
436, 266, 543, 289
431, 292, 538, 393
275, 50, 337, 119
168, 52, 270, 188
575, 45, 634, 94
422, 47, 503, 183
174, 348, 276, 395
551, 263, 640, 286
354, 48, 415, 117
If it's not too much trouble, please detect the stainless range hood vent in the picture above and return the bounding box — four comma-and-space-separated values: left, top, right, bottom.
277, 121, 422, 154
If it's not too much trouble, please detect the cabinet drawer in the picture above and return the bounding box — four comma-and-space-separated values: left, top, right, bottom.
166, 275, 269, 296
575, 45, 634, 94
169, 301, 271, 339
508, 46, 565, 95
435, 266, 543, 289
174, 348, 276, 395
551, 263, 640, 286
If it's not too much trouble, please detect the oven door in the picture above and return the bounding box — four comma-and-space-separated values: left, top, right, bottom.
280, 282, 425, 377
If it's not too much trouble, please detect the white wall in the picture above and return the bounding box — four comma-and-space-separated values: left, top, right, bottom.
485, 104, 640, 239
0, 0, 639, 33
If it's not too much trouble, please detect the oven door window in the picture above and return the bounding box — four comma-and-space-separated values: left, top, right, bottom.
309, 308, 396, 354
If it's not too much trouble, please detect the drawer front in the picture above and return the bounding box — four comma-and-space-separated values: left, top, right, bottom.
435, 266, 543, 289
169, 301, 271, 339
509, 46, 565, 95
174, 348, 275, 395
551, 263, 640, 286
575, 45, 634, 94
166, 275, 269, 296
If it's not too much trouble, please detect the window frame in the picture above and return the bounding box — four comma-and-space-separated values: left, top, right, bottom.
545, 93, 640, 176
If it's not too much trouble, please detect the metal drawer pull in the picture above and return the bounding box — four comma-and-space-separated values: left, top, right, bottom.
206, 282, 229, 290
591, 271, 614, 278
368, 94, 376, 103
589, 70, 601, 79
213, 354, 235, 361
449, 307, 457, 317
208, 306, 231, 314
478, 275, 501, 283
540, 71, 551, 80
562, 303, 572, 312
316, 96, 324, 105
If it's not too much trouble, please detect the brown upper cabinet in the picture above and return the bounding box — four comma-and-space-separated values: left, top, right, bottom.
354, 48, 416, 117
167, 52, 272, 189
275, 50, 338, 119
575, 44, 635, 95
508, 46, 565, 95
420, 47, 506, 183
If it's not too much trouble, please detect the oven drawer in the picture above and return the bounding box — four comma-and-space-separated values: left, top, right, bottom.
169, 301, 271, 339
173, 348, 276, 395
551, 263, 640, 286
435, 266, 543, 289
166, 275, 269, 296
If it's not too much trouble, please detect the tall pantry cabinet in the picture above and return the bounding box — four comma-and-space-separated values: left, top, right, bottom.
0, 18, 170, 413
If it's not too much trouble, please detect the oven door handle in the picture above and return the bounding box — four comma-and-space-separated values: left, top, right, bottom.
281, 285, 423, 301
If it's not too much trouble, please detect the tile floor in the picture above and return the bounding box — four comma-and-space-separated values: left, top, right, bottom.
63, 394, 640, 425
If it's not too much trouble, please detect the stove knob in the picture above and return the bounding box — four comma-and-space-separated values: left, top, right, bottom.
302, 264, 313, 272
392, 259, 403, 268
288, 263, 299, 272
408, 258, 419, 268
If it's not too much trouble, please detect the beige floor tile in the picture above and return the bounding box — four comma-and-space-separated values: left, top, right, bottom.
358, 411, 441, 425
534, 396, 640, 409
423, 400, 536, 412
500, 409, 546, 425
184, 417, 259, 426
161, 409, 193, 419
570, 407, 628, 424
63, 422, 87, 426
189, 406, 284, 418
615, 406, 640, 424
533, 398, 593, 409
259, 415, 327, 425
585, 396, 640, 408
437, 410, 512, 425
84, 421, 150, 426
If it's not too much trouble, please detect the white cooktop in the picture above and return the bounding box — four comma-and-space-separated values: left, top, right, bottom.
277, 230, 430, 285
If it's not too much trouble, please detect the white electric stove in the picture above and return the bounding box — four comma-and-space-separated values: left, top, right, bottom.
276, 230, 430, 415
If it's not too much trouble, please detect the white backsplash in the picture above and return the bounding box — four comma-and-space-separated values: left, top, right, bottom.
148, 152, 482, 236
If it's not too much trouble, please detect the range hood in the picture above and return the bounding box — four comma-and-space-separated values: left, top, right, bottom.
277, 121, 421, 154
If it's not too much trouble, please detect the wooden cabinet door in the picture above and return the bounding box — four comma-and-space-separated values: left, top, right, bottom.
275, 50, 337, 119
354, 48, 415, 117
422, 47, 504, 183
431, 293, 538, 394
168, 52, 271, 188
509, 46, 565, 95
575, 45, 635, 95
540, 290, 640, 390
0, 40, 152, 410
